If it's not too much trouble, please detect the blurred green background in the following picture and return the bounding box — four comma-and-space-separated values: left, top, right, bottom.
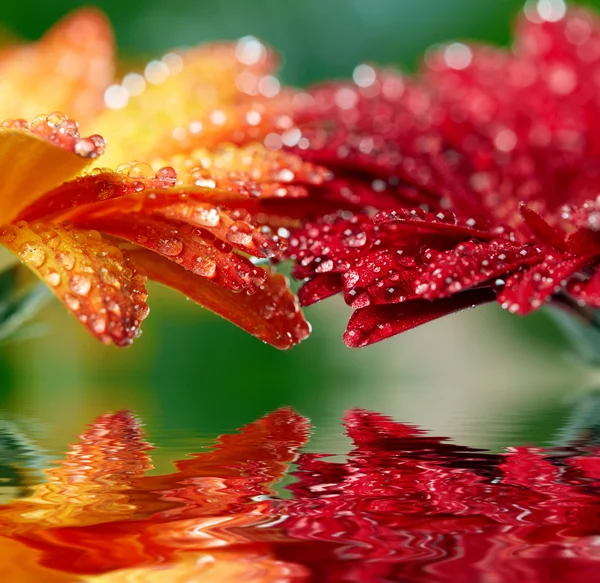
1, 0, 600, 470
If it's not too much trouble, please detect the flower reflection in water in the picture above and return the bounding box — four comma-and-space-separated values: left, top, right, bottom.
1, 407, 600, 581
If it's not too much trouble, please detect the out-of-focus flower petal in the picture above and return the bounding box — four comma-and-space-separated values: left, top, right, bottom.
129, 249, 309, 349
0, 9, 114, 123
0, 222, 148, 346
344, 288, 495, 347
96, 41, 279, 167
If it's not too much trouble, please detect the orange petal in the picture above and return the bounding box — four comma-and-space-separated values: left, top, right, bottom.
64, 190, 285, 258
149, 91, 298, 157
16, 167, 178, 223
96, 40, 278, 167
75, 213, 268, 293
0, 222, 149, 346
18, 145, 325, 225
130, 249, 310, 349
0, 122, 100, 223
147, 143, 330, 196
0, 9, 114, 123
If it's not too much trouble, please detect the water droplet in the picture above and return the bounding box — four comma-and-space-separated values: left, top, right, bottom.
19, 242, 46, 267
64, 294, 80, 311
157, 236, 184, 256
56, 251, 75, 271
129, 163, 154, 180
193, 257, 217, 278
70, 274, 92, 296
192, 206, 220, 227
226, 222, 254, 246
44, 270, 60, 287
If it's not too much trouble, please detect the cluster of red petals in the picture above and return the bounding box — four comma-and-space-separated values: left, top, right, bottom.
282, 410, 600, 582
277, 6, 600, 346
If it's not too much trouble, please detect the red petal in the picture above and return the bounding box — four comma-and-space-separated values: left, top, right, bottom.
568, 266, 600, 308
285, 213, 377, 280
497, 253, 595, 315
520, 204, 568, 251
298, 273, 343, 306
344, 288, 494, 347
415, 240, 548, 300
374, 208, 494, 240
129, 249, 310, 349
341, 249, 417, 308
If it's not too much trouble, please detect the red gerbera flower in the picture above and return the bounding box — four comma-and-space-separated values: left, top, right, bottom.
280, 3, 600, 346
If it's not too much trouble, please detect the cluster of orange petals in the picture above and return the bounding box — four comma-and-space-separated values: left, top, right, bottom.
0, 409, 311, 582
0, 9, 325, 348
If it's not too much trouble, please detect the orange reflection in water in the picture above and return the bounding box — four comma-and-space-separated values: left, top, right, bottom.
0, 409, 310, 582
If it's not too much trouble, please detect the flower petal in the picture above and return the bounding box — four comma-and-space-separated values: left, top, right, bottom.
70, 190, 285, 259
341, 249, 417, 308
0, 222, 149, 346
344, 288, 495, 347
145, 143, 329, 200
567, 266, 600, 308
415, 240, 548, 300
374, 208, 494, 240
96, 41, 279, 167
129, 249, 309, 349
298, 273, 343, 306
0, 9, 114, 123
76, 213, 268, 294
0, 125, 97, 223
16, 169, 177, 223
497, 254, 593, 315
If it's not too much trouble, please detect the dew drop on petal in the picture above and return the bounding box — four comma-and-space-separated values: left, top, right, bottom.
157, 236, 184, 257
193, 257, 217, 278
192, 206, 220, 227
19, 242, 46, 267
70, 274, 92, 296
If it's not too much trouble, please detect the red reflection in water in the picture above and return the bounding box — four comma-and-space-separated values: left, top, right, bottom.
1, 409, 600, 582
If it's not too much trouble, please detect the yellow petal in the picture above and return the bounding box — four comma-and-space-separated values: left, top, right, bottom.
0, 127, 94, 224
0, 222, 149, 346
96, 40, 278, 167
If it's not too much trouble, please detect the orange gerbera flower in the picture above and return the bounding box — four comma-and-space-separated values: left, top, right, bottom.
0, 9, 320, 348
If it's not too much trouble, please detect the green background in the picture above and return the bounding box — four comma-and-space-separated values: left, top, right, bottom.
0, 0, 598, 468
